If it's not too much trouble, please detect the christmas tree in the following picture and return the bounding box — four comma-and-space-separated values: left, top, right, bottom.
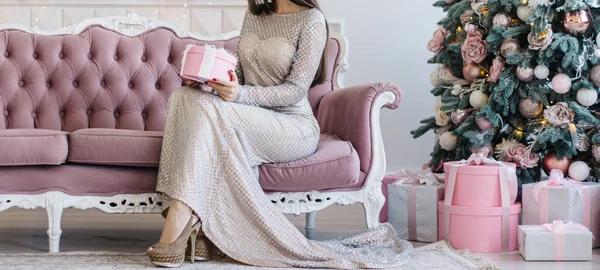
412, 0, 600, 186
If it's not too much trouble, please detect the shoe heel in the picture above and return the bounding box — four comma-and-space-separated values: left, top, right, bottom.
189, 225, 200, 264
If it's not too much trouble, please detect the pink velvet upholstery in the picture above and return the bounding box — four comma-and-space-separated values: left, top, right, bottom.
0, 129, 68, 166
0, 164, 157, 196
317, 82, 403, 174
68, 129, 163, 167
259, 134, 360, 192
0, 25, 403, 196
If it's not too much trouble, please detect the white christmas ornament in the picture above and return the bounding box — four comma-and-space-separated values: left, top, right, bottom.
439, 132, 458, 151
469, 90, 489, 109
517, 6, 534, 21
576, 88, 598, 107
595, 49, 600, 58
568, 161, 590, 181
451, 84, 462, 96
430, 70, 441, 87
596, 32, 600, 47
534, 65, 550, 79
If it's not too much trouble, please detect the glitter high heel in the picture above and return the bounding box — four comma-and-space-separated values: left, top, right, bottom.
186, 228, 213, 262
147, 217, 201, 268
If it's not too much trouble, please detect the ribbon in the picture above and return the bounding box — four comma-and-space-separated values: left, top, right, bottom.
444, 152, 517, 252
521, 220, 591, 261
390, 168, 443, 186
532, 169, 590, 228
180, 44, 218, 81
407, 186, 417, 241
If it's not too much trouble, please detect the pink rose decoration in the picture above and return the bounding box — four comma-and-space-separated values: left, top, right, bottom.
544, 102, 574, 128
489, 56, 505, 83
508, 144, 526, 163
428, 28, 448, 55
461, 32, 488, 64
519, 151, 540, 169
528, 25, 553, 50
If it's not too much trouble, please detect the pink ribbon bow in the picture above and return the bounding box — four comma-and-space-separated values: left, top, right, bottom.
464, 151, 487, 165
532, 169, 590, 228
391, 168, 443, 186
541, 220, 591, 261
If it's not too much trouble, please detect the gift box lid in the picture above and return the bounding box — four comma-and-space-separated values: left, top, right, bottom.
184, 45, 237, 64
438, 201, 521, 216
444, 161, 516, 175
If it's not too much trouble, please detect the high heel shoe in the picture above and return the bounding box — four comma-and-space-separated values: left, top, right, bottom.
147, 216, 201, 268
186, 228, 213, 262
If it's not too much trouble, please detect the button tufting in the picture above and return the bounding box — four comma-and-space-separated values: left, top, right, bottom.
3, 111, 8, 116
141, 56, 147, 62
18, 80, 24, 87
167, 57, 173, 63
59, 53, 64, 59
86, 110, 92, 116
31, 112, 36, 118
142, 112, 148, 118
100, 80, 106, 87
73, 81, 78, 87
4, 52, 8, 57
113, 55, 118, 60
46, 81, 51, 88
59, 111, 65, 117
155, 83, 160, 89
128, 82, 133, 88
87, 53, 93, 60
114, 112, 120, 118
33, 53, 38, 59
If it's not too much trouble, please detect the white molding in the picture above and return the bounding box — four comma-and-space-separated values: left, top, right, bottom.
267, 91, 398, 229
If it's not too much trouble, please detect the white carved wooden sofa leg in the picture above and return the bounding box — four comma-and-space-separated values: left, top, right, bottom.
46, 193, 64, 253
305, 212, 316, 239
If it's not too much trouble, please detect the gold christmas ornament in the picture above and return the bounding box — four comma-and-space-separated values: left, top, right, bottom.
563, 9, 591, 36
451, 109, 470, 126
518, 98, 543, 118
462, 63, 486, 83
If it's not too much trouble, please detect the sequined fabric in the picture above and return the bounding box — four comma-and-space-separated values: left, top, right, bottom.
156, 8, 412, 268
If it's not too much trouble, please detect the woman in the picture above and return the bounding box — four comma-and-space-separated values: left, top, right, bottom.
146, 0, 412, 268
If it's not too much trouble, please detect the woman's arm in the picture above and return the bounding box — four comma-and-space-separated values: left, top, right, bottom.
235, 14, 327, 107
234, 12, 247, 86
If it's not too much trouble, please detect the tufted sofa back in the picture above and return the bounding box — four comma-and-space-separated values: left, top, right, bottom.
0, 25, 341, 132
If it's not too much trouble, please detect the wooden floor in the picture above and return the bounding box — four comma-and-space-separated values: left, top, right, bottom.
1, 204, 599, 269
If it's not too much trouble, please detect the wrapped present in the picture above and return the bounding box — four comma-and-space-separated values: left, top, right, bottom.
443, 152, 518, 207
441, 152, 520, 252
180, 44, 237, 83
387, 168, 444, 242
519, 221, 593, 261
522, 169, 600, 248
438, 202, 521, 253
379, 175, 399, 223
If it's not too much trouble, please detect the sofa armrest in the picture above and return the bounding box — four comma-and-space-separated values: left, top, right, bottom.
316, 82, 403, 174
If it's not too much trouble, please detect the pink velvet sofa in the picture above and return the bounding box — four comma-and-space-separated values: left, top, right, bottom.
0, 13, 402, 252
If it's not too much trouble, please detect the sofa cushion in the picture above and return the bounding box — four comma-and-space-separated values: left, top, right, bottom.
0, 129, 68, 166
259, 134, 360, 192
68, 129, 163, 167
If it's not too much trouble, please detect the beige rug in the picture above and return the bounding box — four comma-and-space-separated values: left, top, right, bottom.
0, 241, 498, 270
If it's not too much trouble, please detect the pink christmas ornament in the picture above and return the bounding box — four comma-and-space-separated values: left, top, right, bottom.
477, 117, 493, 130
516, 66, 534, 82
493, 13, 510, 28
551, 74, 572, 94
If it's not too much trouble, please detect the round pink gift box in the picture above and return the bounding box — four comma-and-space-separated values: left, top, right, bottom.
180, 45, 237, 82
443, 161, 517, 207
437, 201, 521, 253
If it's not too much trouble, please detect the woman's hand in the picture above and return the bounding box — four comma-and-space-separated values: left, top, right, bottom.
182, 77, 213, 93
207, 70, 239, 102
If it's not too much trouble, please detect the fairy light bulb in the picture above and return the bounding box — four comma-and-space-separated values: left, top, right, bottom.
541, 120, 547, 125
522, 0, 528, 4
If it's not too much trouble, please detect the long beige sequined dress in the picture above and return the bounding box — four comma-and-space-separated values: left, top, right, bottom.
156, 9, 412, 268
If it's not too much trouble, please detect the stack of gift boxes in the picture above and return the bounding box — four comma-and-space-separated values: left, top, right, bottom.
383, 153, 598, 261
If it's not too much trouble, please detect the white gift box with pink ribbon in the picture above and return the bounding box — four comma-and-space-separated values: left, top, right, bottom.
522, 169, 600, 248
519, 221, 593, 261
387, 168, 444, 243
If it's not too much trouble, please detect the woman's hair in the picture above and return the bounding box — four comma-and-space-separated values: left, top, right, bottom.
247, 0, 329, 87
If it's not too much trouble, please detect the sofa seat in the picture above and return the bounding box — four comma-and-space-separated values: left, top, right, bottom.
0, 129, 68, 166
259, 133, 361, 192
68, 129, 163, 167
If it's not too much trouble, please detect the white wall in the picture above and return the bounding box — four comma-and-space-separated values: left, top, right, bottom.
319, 0, 444, 172
0, 0, 442, 173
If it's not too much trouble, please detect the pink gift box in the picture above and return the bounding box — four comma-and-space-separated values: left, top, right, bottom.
443, 161, 517, 207
180, 44, 237, 83
438, 201, 521, 253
